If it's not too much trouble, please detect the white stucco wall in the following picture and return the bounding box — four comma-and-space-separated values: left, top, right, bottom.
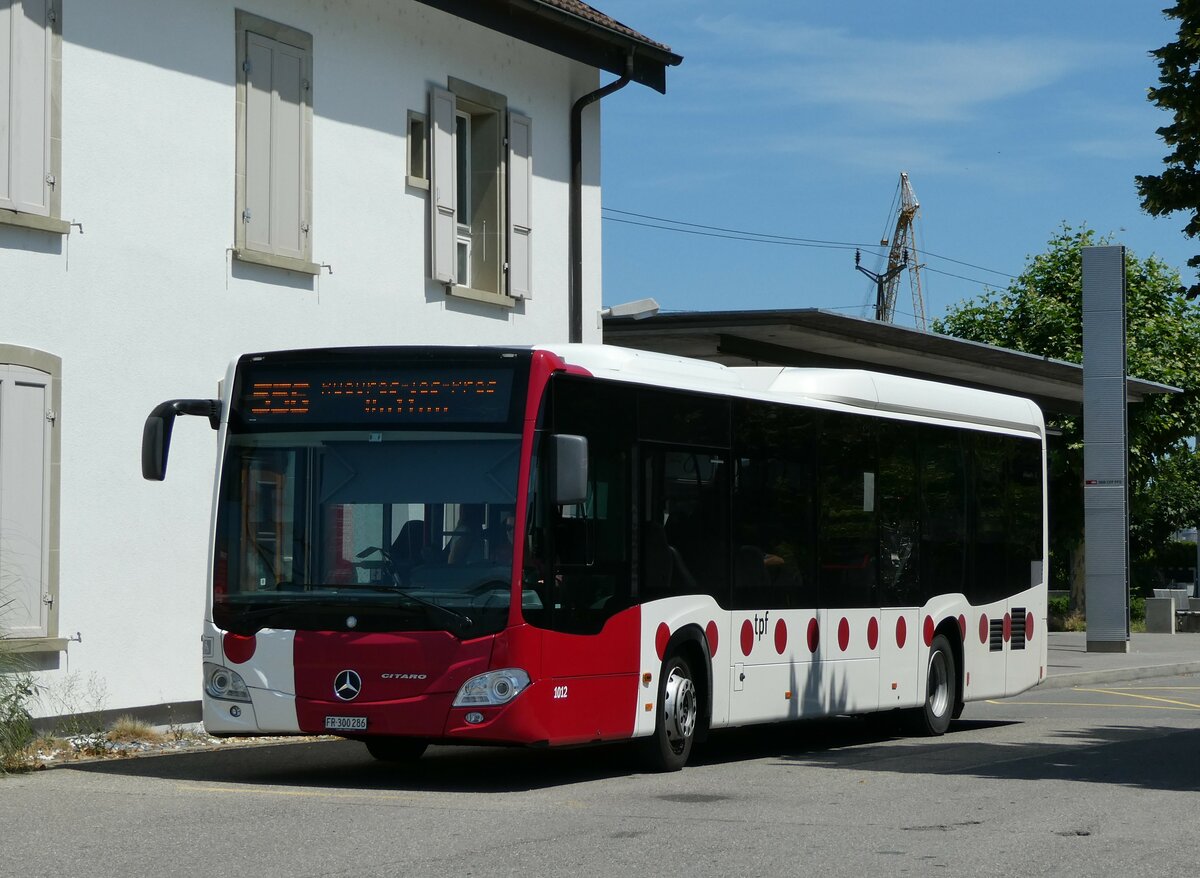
1, 0, 606, 716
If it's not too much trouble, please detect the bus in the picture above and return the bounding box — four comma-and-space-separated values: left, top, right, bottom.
142, 344, 1047, 771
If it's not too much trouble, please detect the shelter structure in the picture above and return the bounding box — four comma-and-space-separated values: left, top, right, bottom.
603, 309, 1177, 413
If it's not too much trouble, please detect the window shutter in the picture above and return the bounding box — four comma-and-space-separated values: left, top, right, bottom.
507, 111, 533, 299
430, 86, 457, 285
0, 0, 51, 216
244, 31, 308, 260
0, 367, 51, 639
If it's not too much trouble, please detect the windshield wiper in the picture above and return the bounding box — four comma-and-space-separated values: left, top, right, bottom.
354, 584, 475, 634
218, 603, 297, 635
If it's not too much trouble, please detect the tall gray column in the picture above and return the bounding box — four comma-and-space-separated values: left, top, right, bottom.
1082, 245, 1131, 652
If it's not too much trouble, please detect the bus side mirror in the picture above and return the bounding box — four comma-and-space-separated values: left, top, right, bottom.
142, 399, 221, 481
554, 434, 589, 506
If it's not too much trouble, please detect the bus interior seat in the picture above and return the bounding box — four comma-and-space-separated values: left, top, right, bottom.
390, 520, 425, 568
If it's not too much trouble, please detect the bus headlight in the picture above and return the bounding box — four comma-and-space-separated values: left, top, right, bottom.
453, 669, 530, 707
204, 662, 252, 703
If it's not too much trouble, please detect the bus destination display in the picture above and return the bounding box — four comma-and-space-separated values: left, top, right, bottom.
238, 367, 515, 425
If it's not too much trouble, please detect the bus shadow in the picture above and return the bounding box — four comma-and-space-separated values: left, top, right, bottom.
690, 715, 1016, 768
773, 722, 1200, 793
66, 737, 649, 792
66, 716, 1014, 792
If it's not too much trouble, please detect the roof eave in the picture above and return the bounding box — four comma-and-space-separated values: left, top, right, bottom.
414, 0, 682, 93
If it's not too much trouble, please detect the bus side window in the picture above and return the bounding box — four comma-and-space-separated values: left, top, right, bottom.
731, 400, 816, 611
523, 375, 634, 635
877, 421, 920, 607
817, 414, 877, 609
640, 447, 729, 605
920, 425, 967, 602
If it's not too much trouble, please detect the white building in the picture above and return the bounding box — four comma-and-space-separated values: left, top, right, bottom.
0, 0, 678, 721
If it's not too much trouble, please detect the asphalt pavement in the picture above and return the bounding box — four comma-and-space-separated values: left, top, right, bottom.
1044, 630, 1200, 689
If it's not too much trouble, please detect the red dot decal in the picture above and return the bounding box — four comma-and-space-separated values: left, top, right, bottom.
838, 618, 850, 652
923, 616, 935, 647
655, 623, 671, 660
222, 632, 255, 664
896, 616, 907, 649
705, 620, 719, 658
1003, 613, 1012, 643
1025, 611, 1034, 642
807, 618, 820, 653
979, 614, 989, 644
740, 619, 754, 657
958, 614, 967, 640
774, 618, 788, 654
867, 617, 879, 651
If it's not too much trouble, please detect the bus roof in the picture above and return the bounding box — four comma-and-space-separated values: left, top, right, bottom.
542, 343, 1045, 437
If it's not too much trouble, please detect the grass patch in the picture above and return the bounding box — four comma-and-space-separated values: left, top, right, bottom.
106, 715, 166, 745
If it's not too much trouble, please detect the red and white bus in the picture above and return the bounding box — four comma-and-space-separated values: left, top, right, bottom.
143, 344, 1047, 771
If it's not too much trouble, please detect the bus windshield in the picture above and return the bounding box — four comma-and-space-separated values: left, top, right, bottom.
212, 430, 523, 637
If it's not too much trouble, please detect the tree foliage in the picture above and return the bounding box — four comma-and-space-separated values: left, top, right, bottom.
932, 226, 1200, 589
1137, 1, 1200, 298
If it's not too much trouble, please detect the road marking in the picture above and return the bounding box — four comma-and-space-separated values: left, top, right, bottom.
984, 700, 1200, 711
181, 785, 424, 802
1074, 687, 1200, 709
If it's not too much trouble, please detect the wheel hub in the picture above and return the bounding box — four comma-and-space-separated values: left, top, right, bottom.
663, 667, 697, 751
928, 650, 949, 717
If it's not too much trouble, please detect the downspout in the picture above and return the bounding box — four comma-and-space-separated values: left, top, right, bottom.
570, 53, 633, 343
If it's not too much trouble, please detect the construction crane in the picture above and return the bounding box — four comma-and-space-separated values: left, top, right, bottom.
855, 172, 927, 330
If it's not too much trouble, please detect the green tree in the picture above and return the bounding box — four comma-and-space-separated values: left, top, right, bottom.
1137, 1, 1200, 298
932, 225, 1200, 608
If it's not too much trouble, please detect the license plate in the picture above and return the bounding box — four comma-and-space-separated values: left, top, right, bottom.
324, 715, 368, 731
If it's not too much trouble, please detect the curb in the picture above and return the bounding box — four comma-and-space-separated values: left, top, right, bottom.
1039, 661, 1200, 690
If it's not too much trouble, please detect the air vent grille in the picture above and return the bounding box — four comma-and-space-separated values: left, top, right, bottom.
1011, 608, 1027, 650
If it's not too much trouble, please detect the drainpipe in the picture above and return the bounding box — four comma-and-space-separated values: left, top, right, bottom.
570, 54, 633, 343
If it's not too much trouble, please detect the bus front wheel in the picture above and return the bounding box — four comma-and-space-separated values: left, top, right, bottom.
364, 737, 428, 763
641, 654, 698, 772
911, 634, 956, 736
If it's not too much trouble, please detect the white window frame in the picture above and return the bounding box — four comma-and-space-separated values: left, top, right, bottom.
429, 78, 533, 305
0, 345, 64, 653
406, 110, 429, 190
233, 10, 318, 275
0, 0, 67, 234
455, 110, 472, 290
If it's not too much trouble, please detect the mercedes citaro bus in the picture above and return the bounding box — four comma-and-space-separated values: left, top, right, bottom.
143, 344, 1047, 770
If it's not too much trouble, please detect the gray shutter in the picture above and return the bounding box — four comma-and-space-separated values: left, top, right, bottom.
430, 86, 457, 284
0, 0, 51, 216
507, 111, 532, 299
0, 367, 51, 639
245, 31, 307, 259
244, 34, 275, 253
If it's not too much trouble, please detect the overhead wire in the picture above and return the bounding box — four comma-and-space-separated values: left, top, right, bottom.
601, 206, 1017, 282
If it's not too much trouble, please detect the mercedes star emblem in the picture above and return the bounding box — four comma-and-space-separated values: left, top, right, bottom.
333, 669, 362, 701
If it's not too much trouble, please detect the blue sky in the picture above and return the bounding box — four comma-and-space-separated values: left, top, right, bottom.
596, 1, 1189, 326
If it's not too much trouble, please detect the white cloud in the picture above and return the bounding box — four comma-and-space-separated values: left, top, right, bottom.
692, 15, 1120, 123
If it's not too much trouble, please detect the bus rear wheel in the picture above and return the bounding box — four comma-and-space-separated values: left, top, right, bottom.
910, 634, 956, 736
641, 654, 698, 772
364, 737, 428, 763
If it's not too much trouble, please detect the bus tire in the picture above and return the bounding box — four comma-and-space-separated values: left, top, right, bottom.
910, 634, 956, 736
641, 654, 699, 772
364, 737, 428, 763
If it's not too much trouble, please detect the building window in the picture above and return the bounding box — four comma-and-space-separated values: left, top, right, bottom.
430, 78, 532, 303
0, 0, 66, 234
406, 110, 429, 189
0, 346, 63, 651
233, 11, 317, 274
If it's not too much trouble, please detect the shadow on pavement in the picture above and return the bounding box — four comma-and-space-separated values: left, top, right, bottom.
777, 722, 1200, 792
65, 715, 973, 792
